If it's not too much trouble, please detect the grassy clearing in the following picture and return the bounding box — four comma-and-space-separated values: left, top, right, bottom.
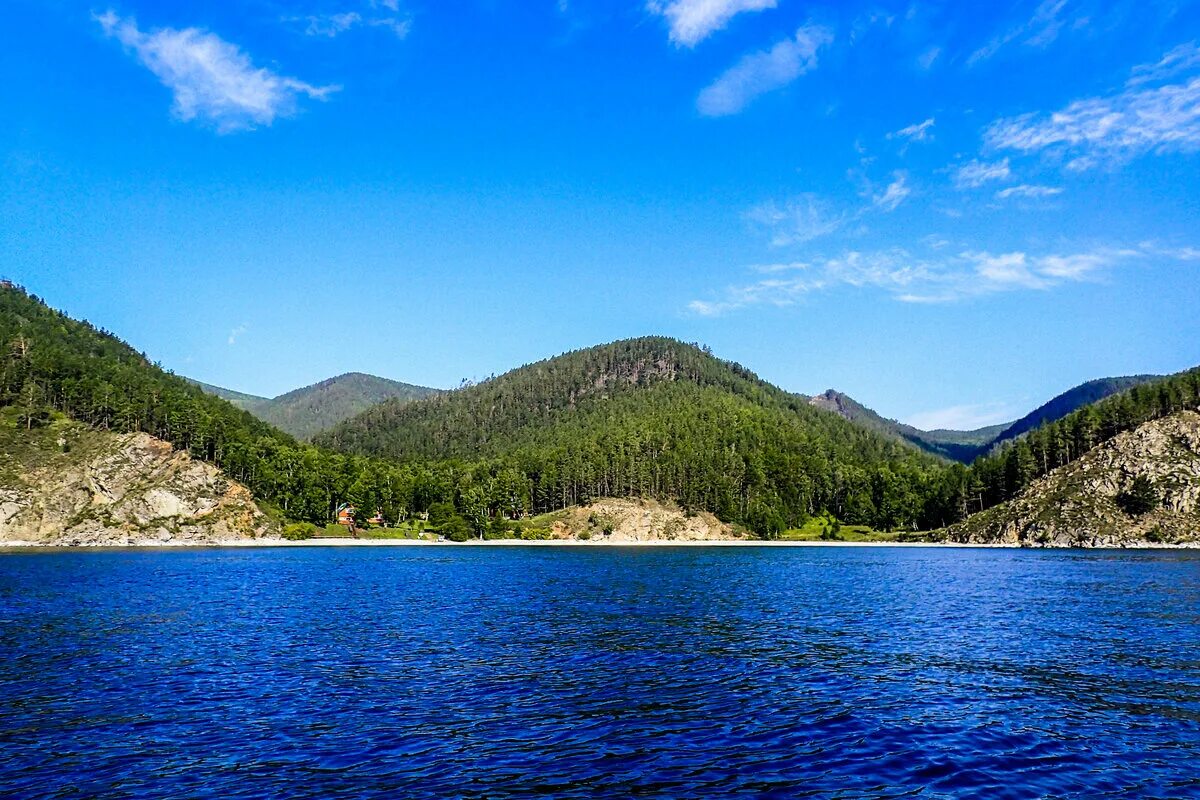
779, 514, 900, 542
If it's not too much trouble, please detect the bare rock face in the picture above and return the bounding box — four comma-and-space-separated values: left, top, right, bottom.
945, 411, 1200, 548
547, 498, 744, 542
0, 430, 273, 546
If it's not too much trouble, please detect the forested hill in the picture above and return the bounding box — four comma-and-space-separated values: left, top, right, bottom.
317, 337, 927, 463
986, 375, 1161, 452
315, 337, 957, 532
962, 367, 1200, 517
807, 389, 1006, 463
189, 373, 438, 440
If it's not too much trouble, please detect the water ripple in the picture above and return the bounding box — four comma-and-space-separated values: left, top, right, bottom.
0, 547, 1198, 799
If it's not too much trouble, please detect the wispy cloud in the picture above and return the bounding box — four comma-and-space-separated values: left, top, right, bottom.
697, 23, 833, 117
968, 0, 1068, 65
96, 11, 337, 133
953, 158, 1011, 188
1127, 41, 1200, 86
890, 118, 935, 143
286, 4, 411, 39
872, 171, 911, 211
648, 0, 776, 47
228, 324, 248, 346
745, 195, 843, 246
985, 47, 1200, 169
996, 183, 1064, 199
686, 243, 1174, 315
916, 46, 941, 70
907, 402, 1021, 431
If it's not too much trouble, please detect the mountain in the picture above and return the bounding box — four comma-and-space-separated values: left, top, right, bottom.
190, 373, 439, 440
807, 390, 1006, 463
986, 375, 1162, 451
187, 380, 269, 411
0, 284, 437, 535
316, 337, 947, 534
811, 376, 1165, 464
941, 410, 1200, 547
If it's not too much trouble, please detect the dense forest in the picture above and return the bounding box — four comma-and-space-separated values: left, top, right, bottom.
3, 285, 1197, 538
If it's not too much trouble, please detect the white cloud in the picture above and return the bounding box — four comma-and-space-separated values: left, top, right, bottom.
995, 183, 1063, 199
890, 118, 935, 142
872, 171, 911, 211
297, 12, 362, 37
906, 402, 1021, 431
685, 242, 1181, 315
1127, 42, 1200, 87
228, 324, 248, 346
697, 24, 833, 117
287, 5, 411, 40
96, 11, 337, 133
648, 0, 777, 47
985, 57, 1200, 168
916, 46, 941, 70
953, 158, 1012, 188
968, 0, 1068, 65
745, 195, 843, 246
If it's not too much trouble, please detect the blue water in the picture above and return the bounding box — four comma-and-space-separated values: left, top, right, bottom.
1, 547, 1198, 799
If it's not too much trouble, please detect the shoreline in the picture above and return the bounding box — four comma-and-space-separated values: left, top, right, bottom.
1, 538, 1195, 550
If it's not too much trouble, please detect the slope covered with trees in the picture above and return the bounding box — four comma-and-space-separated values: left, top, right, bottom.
315, 338, 965, 533
985, 376, 1161, 451
950, 368, 1200, 519
190, 373, 438, 439
0, 285, 435, 528
807, 389, 1006, 462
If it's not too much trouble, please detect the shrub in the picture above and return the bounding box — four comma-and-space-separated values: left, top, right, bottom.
577, 530, 591, 540
1116, 476, 1160, 516
442, 515, 471, 542
282, 522, 318, 541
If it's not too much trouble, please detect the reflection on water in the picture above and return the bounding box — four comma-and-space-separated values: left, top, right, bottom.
1, 546, 1198, 799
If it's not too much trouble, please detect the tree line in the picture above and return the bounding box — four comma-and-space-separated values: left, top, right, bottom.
3, 287, 1197, 538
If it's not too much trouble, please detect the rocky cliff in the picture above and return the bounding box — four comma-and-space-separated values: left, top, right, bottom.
943, 411, 1200, 547
0, 418, 275, 546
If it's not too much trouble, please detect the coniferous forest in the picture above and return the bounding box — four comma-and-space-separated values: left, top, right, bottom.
3, 285, 1198, 538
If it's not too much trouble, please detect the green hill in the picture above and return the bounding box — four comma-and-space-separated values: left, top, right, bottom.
807, 389, 1006, 462
811, 376, 1165, 464
986, 376, 1161, 451
0, 284, 419, 530
190, 373, 438, 440
316, 337, 949, 534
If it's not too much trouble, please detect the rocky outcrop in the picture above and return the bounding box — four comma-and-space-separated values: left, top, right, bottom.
544, 498, 744, 542
944, 411, 1200, 547
0, 427, 274, 546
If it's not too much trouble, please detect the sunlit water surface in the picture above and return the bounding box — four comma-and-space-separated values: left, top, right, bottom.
1, 546, 1198, 799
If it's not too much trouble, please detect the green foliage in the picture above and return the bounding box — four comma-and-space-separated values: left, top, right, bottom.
442, 515, 471, 542
1116, 476, 1160, 516
316, 337, 949, 534
964, 368, 1200, 517
282, 522, 318, 541
6, 284, 1196, 540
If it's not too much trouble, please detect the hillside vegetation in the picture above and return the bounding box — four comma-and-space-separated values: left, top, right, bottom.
807, 389, 1005, 462
191, 373, 438, 439
316, 337, 961, 534
941, 411, 1200, 547
4, 283, 1197, 545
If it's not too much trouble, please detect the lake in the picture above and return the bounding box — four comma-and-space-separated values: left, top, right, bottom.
1, 546, 1198, 799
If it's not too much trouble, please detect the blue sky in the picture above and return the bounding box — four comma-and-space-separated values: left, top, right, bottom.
2, 0, 1199, 429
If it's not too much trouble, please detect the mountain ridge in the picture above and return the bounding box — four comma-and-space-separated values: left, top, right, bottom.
190, 372, 439, 440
